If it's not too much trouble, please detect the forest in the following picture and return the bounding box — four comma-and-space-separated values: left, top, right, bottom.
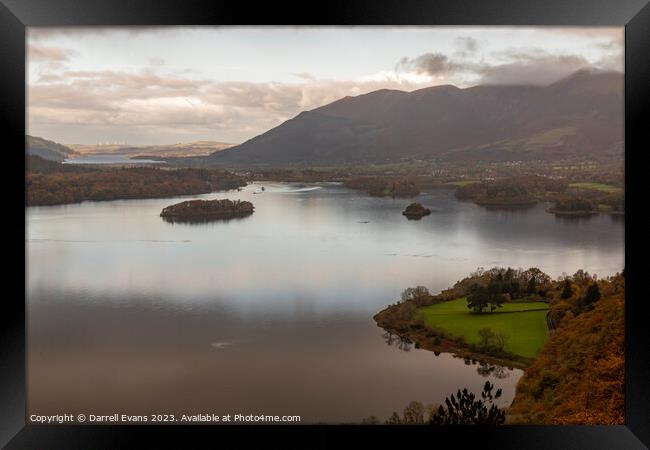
25, 156, 247, 206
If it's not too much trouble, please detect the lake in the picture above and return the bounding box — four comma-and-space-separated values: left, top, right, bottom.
26, 182, 624, 423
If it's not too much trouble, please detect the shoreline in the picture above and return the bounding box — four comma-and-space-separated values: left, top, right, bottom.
373, 307, 533, 370
546, 208, 624, 216
474, 199, 538, 208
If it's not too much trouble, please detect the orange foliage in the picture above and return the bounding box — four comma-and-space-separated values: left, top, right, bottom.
508, 275, 624, 424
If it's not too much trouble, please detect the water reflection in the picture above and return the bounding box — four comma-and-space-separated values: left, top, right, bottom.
26, 182, 624, 423
552, 213, 598, 223
382, 331, 413, 351
480, 204, 537, 213
161, 214, 253, 225
476, 362, 512, 379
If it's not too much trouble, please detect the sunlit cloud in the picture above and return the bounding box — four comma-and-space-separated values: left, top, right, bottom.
26, 26, 623, 145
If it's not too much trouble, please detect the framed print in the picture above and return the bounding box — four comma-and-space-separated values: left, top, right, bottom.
2, 0, 649, 448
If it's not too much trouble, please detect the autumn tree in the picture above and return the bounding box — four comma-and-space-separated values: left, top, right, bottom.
400, 286, 432, 306
524, 267, 550, 295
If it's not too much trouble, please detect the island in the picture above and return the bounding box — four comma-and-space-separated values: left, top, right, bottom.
160, 199, 254, 223
402, 203, 431, 220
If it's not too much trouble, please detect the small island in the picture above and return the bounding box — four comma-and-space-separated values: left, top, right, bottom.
402, 203, 431, 220
160, 199, 254, 223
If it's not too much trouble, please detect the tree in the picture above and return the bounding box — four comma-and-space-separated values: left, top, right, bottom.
400, 286, 431, 306
494, 331, 507, 352
486, 280, 505, 312
385, 412, 402, 425
524, 267, 550, 294
560, 279, 573, 299
527, 277, 537, 295
583, 283, 601, 306
429, 381, 506, 425
467, 284, 489, 313
478, 327, 496, 351
402, 401, 426, 424
397, 301, 416, 320
360, 415, 380, 425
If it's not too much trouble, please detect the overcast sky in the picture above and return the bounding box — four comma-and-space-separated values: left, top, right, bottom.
27, 26, 623, 145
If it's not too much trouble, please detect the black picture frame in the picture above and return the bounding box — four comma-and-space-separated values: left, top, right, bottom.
2, 0, 648, 448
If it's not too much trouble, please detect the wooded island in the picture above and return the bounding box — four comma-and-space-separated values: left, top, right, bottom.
160, 199, 254, 222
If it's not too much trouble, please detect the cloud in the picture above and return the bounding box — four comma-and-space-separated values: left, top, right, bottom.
396, 52, 485, 84
396, 45, 621, 87
27, 27, 623, 144
455, 36, 479, 53
149, 57, 165, 67
409, 53, 451, 75
27, 26, 183, 41
294, 72, 316, 81
28, 68, 437, 144
478, 50, 591, 85
28, 45, 78, 62
542, 27, 623, 45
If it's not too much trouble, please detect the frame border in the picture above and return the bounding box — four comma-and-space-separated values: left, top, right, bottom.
2, 0, 649, 447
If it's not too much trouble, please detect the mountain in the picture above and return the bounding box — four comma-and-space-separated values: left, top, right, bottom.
68, 141, 234, 158
26, 135, 76, 162
205, 69, 623, 166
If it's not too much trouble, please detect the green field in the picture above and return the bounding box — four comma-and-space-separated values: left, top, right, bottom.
446, 180, 480, 187
568, 182, 622, 194
415, 298, 549, 358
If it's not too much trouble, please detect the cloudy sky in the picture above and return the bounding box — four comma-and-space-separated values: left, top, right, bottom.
27, 26, 623, 145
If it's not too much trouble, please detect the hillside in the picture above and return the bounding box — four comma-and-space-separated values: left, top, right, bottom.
508, 274, 625, 424
205, 69, 623, 166
26, 135, 76, 162
68, 141, 234, 158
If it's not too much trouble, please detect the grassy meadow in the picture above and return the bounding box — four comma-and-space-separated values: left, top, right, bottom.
568, 182, 622, 194
415, 298, 549, 358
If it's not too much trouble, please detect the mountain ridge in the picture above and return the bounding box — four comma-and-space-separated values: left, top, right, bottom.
205, 69, 623, 166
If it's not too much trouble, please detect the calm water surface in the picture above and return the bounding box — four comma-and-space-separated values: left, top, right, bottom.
26, 182, 624, 423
